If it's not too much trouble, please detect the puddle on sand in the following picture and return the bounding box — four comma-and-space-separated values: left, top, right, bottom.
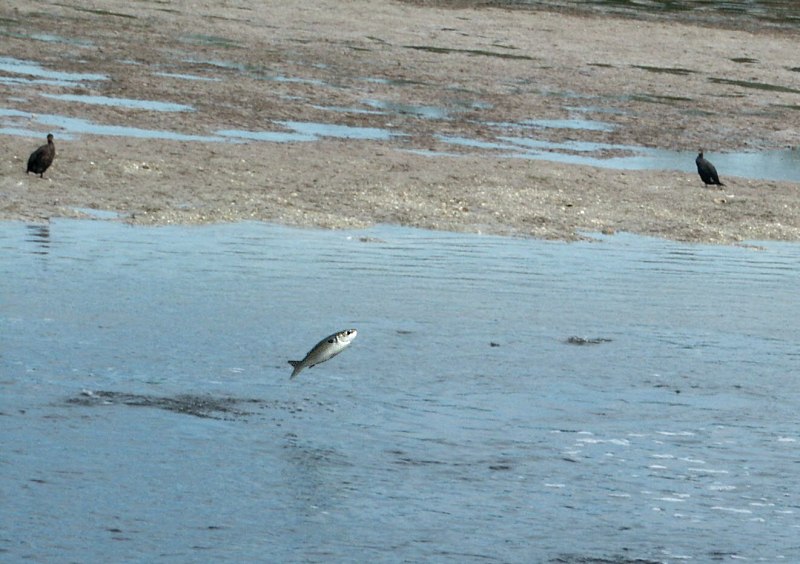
0, 56, 108, 86
2, 32, 94, 48
488, 118, 616, 132
266, 75, 327, 86
1, 50, 796, 181
214, 129, 316, 143
2, 98, 797, 180
0, 108, 222, 142
363, 99, 449, 119
153, 71, 222, 82
312, 104, 385, 116
276, 120, 395, 140
220, 120, 397, 142
438, 133, 800, 182
183, 58, 328, 86
360, 76, 428, 87
2, 220, 800, 563
1, 107, 394, 143
41, 93, 195, 112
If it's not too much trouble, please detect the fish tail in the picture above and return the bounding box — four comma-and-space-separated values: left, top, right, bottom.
288, 360, 303, 379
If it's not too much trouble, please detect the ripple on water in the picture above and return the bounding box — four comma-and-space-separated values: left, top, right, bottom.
1, 221, 799, 562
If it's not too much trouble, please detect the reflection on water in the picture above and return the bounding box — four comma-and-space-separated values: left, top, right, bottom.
24, 223, 50, 255
1, 220, 799, 562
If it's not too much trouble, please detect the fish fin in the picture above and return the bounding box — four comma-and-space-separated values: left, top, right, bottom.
288, 360, 302, 379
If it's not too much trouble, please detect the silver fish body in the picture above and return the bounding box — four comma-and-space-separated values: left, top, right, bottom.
289, 328, 358, 379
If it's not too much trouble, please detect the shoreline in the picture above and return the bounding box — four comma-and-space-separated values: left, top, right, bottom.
1, 0, 798, 244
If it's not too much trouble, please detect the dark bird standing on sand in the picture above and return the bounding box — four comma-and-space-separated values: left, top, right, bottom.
26, 133, 56, 178
695, 150, 724, 187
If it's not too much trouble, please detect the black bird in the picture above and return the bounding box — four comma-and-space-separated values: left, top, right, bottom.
695, 149, 724, 187
26, 133, 56, 178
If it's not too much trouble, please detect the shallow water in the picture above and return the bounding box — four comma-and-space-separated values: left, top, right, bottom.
41, 93, 195, 112
0, 56, 107, 85
439, 134, 800, 182
2, 220, 799, 562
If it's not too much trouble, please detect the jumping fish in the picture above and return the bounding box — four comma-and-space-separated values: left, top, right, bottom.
288, 328, 358, 379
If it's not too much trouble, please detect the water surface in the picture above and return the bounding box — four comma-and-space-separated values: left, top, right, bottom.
2, 220, 799, 562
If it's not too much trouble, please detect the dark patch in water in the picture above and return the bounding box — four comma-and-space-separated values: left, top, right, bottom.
565, 336, 613, 346
488, 464, 512, 471
394, 455, 448, 467
550, 554, 662, 563
731, 57, 759, 64
66, 390, 328, 419
67, 390, 259, 419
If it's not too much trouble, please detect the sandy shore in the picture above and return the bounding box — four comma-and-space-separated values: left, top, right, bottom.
1, 0, 798, 243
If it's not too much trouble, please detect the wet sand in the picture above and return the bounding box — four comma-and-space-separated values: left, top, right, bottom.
1, 0, 799, 243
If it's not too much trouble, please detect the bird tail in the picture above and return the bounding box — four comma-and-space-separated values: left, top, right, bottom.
288, 360, 303, 379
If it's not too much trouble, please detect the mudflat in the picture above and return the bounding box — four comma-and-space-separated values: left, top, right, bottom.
1, 0, 798, 243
